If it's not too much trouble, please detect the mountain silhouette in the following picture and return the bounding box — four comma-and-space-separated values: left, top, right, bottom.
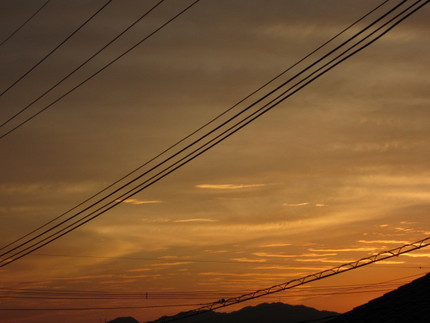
327, 272, 430, 322
107, 317, 140, 323
148, 302, 338, 322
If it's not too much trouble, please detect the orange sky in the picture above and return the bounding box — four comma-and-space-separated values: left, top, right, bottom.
0, 1, 429, 322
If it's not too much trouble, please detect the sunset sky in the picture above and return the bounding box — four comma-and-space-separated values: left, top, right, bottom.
1, 0, 429, 322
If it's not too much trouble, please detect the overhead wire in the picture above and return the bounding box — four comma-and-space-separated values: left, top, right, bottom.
0, 0, 424, 268
0, 0, 51, 47
0, 0, 114, 98
1, 0, 426, 267
0, 273, 425, 312
158, 237, 430, 322
0, 0, 166, 134
0, 0, 201, 140
0, 0, 393, 253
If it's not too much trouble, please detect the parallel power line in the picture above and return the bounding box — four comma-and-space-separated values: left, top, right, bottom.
0, 0, 114, 98
0, 0, 51, 47
0, 0, 395, 257
0, 0, 427, 267
0, 276, 421, 300
158, 237, 430, 322
0, 0, 166, 134
0, 0, 200, 139
0, 241, 428, 313
0, 0, 394, 253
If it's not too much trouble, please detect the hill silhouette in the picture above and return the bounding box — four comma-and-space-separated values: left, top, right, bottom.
328, 272, 430, 322
148, 302, 338, 322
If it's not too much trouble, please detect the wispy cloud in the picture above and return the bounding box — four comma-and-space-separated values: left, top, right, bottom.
402, 253, 430, 258
296, 258, 357, 264
357, 240, 409, 244
309, 247, 377, 252
120, 198, 162, 205
283, 202, 327, 207
253, 252, 296, 258
261, 243, 292, 247
174, 218, 217, 223
195, 184, 265, 190
283, 202, 309, 207
254, 265, 327, 271
394, 227, 415, 233
230, 257, 267, 263
253, 252, 336, 258
199, 272, 302, 277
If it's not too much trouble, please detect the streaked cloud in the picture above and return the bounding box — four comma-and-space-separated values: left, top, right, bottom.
283, 202, 328, 207
309, 247, 377, 252
195, 184, 266, 190
402, 253, 430, 258
150, 262, 193, 267
253, 252, 337, 258
253, 252, 296, 258
357, 240, 410, 244
394, 227, 415, 233
261, 243, 292, 247
121, 198, 162, 205
296, 258, 357, 264
174, 218, 217, 223
199, 272, 302, 277
254, 266, 327, 271
283, 202, 309, 207
230, 257, 267, 263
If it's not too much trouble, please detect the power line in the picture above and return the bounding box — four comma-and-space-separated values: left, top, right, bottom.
0, 0, 426, 267
0, 0, 393, 254
158, 237, 430, 322
0, 303, 205, 311
0, 0, 114, 98
0, 0, 201, 140
0, 0, 51, 47
0, 273, 424, 309
0, 0, 165, 135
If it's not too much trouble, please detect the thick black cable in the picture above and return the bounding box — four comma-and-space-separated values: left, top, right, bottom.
0, 0, 201, 140
0, 0, 166, 253
0, 0, 404, 256
0, 0, 165, 133
0, 0, 51, 47
0, 0, 113, 98
0, 0, 393, 253
0, 0, 419, 266
0, 0, 390, 136
1, 0, 425, 268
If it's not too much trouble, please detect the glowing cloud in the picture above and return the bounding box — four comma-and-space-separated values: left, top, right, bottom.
402, 253, 430, 258
261, 243, 292, 247
309, 247, 377, 252
357, 240, 410, 244
174, 218, 217, 223
195, 184, 265, 190
120, 198, 162, 205
283, 202, 309, 207
230, 257, 267, 263
253, 252, 296, 258
296, 258, 357, 263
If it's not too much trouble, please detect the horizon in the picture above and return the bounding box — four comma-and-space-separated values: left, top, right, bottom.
1, 1, 429, 322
